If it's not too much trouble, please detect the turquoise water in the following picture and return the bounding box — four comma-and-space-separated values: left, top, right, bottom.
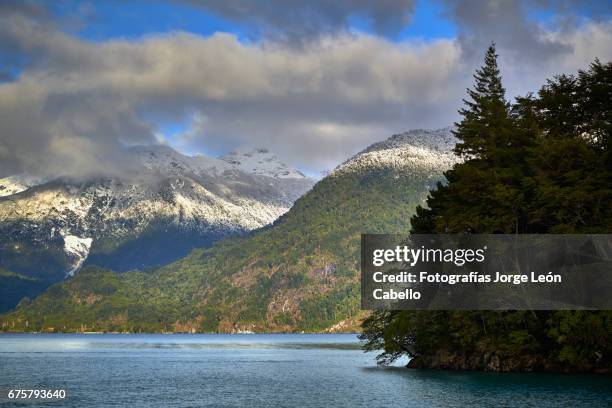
0, 333, 610, 407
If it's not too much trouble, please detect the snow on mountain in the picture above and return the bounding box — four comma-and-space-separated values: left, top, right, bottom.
0, 174, 45, 197
0, 128, 456, 281
0, 145, 314, 277
131, 145, 233, 177
220, 148, 306, 179
333, 127, 459, 176
62, 234, 93, 277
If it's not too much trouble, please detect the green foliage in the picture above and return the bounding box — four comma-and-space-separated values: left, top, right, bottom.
362, 51, 612, 373
300, 283, 360, 331
547, 311, 612, 370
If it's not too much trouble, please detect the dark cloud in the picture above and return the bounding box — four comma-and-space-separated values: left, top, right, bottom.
442, 0, 612, 62
437, 0, 612, 98
0, 1, 51, 64
442, 0, 569, 63
0, 0, 49, 19
177, 0, 416, 43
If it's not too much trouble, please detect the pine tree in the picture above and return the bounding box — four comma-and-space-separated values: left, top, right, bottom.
454, 43, 511, 162
411, 43, 529, 234
519, 59, 612, 233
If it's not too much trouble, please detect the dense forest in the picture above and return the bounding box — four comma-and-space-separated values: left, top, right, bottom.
361, 45, 612, 373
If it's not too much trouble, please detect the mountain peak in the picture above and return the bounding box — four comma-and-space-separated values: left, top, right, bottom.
220, 147, 307, 179
364, 127, 456, 154
333, 127, 459, 175
129, 144, 232, 177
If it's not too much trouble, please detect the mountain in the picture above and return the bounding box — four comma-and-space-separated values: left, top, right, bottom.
335, 127, 457, 175
0, 145, 314, 311
0, 128, 458, 332
220, 148, 307, 179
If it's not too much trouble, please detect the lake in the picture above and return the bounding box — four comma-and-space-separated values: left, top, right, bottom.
0, 333, 610, 407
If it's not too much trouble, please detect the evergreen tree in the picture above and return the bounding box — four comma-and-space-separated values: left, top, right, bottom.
454, 43, 511, 161
516, 60, 612, 232
412, 43, 531, 235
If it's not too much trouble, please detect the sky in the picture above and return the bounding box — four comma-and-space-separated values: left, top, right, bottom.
0, 0, 610, 179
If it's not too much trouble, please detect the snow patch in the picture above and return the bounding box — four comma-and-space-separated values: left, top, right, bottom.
63, 234, 93, 277
0, 174, 44, 197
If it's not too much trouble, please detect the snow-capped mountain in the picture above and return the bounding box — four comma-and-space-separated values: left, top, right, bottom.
333, 127, 459, 176
0, 145, 314, 280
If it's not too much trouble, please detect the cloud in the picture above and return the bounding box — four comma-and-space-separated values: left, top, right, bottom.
0, 15, 464, 177
0, 2, 610, 178
176, 0, 417, 44
0, 0, 49, 19
442, 0, 566, 65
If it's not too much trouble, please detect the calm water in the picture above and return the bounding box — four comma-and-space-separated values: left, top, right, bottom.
0, 334, 610, 407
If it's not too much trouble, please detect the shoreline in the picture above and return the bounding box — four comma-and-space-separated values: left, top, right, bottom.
0, 330, 361, 335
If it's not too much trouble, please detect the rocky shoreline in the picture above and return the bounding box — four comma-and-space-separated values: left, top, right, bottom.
407, 350, 611, 374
